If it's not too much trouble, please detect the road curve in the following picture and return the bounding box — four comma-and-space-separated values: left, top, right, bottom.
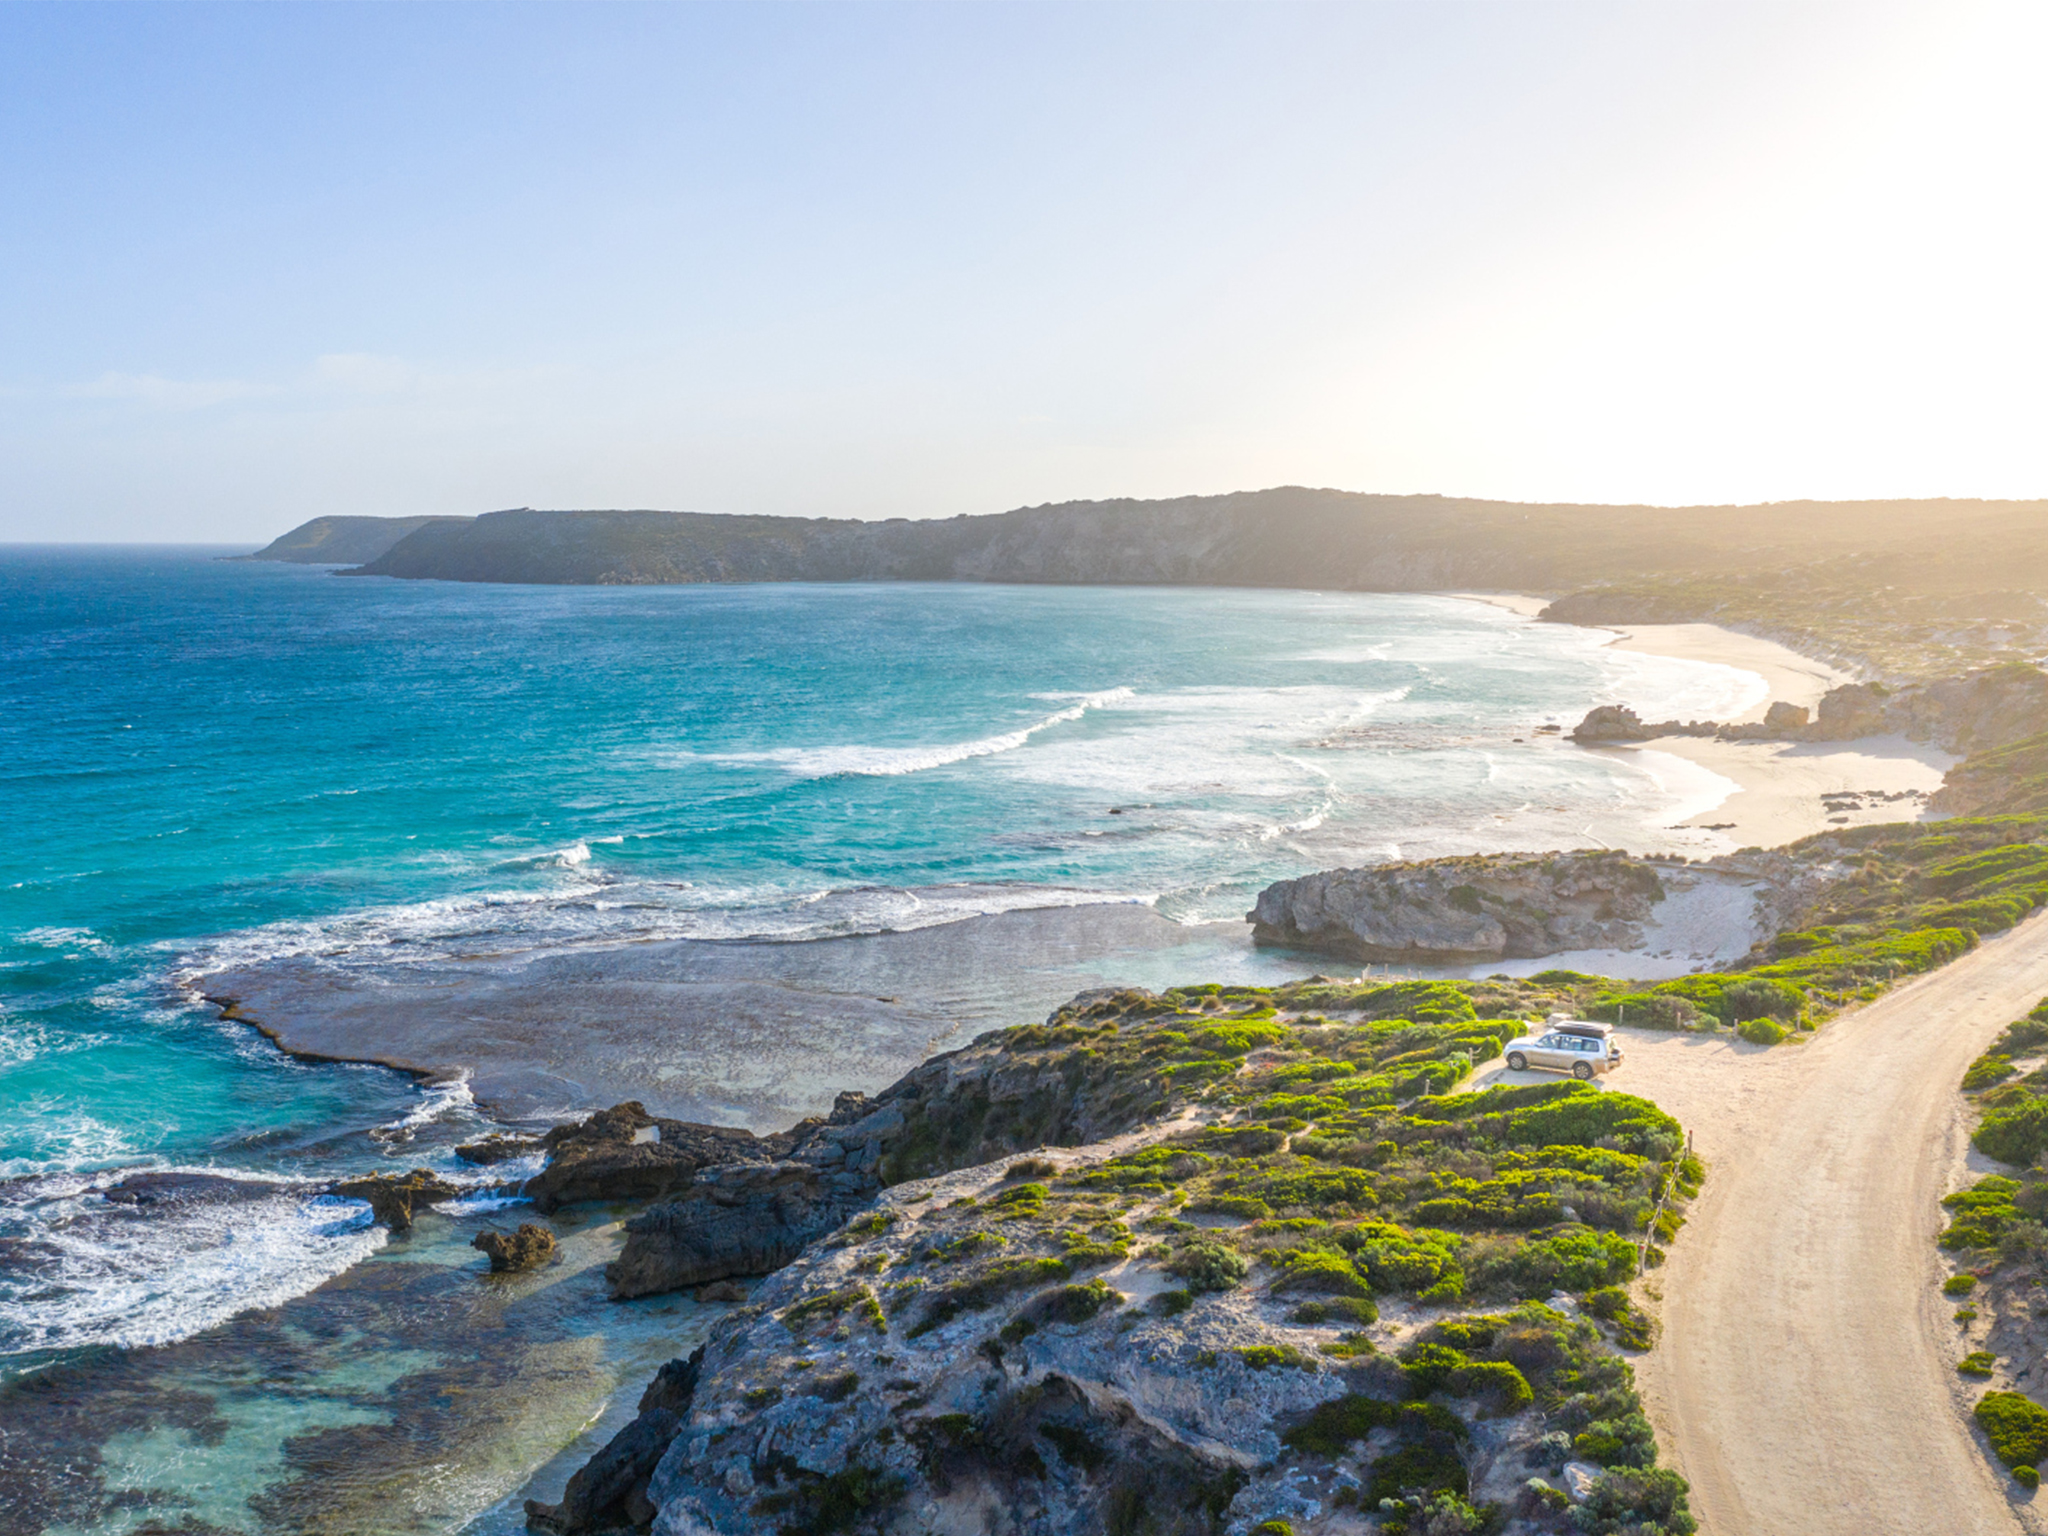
1624, 913, 2048, 1536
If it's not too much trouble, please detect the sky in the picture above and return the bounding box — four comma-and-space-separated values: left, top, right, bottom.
2, 1, 2045, 542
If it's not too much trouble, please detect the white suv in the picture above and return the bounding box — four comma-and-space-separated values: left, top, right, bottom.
1504, 1020, 1622, 1080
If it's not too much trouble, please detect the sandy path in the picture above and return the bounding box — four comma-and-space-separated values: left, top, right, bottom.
1614, 914, 2048, 1536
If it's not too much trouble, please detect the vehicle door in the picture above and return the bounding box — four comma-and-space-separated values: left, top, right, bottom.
1529, 1032, 1568, 1069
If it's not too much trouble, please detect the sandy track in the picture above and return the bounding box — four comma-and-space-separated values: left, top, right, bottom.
1614, 913, 2048, 1535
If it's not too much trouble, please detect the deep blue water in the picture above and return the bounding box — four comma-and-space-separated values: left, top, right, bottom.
0, 546, 1761, 1531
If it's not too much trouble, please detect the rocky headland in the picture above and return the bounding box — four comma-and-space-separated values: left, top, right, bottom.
513, 978, 1701, 1536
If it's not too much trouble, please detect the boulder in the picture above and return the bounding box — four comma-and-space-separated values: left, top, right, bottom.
606, 1161, 868, 1300
1561, 1460, 1604, 1502
525, 1348, 703, 1534
522, 1102, 763, 1214
454, 1132, 546, 1166
1249, 850, 1665, 964
329, 1169, 463, 1232
472, 1222, 557, 1273
1570, 705, 1652, 743
1763, 700, 1810, 731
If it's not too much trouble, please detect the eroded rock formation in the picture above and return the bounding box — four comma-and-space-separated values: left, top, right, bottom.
1249, 850, 1666, 964
329, 1169, 462, 1232
522, 1102, 762, 1214
473, 1222, 557, 1273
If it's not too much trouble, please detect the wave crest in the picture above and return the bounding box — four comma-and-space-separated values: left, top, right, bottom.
712, 687, 1134, 779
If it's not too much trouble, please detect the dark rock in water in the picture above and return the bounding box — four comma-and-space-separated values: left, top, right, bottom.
473, 1222, 557, 1272
100, 1171, 282, 1207
523, 1102, 762, 1215
606, 1161, 866, 1300
455, 1132, 546, 1166
1249, 849, 1665, 964
329, 1169, 462, 1231
525, 1346, 703, 1533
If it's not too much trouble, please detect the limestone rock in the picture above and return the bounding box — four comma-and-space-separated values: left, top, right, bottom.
607, 1161, 865, 1300
1571, 704, 1653, 743
455, 1132, 545, 1166
472, 1222, 557, 1273
1249, 850, 1665, 964
329, 1169, 461, 1232
1763, 700, 1810, 731
522, 1102, 763, 1214
526, 1348, 703, 1533
1561, 1459, 1604, 1501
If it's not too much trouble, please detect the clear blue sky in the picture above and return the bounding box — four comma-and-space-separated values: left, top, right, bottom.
3, 1, 2043, 541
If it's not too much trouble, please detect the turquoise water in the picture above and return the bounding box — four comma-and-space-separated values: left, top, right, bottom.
0, 547, 1762, 1528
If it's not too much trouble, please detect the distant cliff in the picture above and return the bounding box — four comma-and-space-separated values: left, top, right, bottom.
281, 490, 2048, 597
243, 514, 474, 565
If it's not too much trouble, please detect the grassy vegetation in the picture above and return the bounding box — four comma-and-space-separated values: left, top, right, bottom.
829, 990, 1694, 1533
1575, 812, 2048, 1034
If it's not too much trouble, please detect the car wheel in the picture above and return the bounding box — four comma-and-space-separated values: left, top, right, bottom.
1573, 1062, 1595, 1081
1507, 1052, 1527, 1072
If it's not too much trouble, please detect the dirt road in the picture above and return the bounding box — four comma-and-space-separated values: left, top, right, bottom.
1618, 914, 2048, 1535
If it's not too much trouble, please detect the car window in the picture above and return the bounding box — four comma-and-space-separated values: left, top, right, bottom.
1537, 1034, 1559, 1047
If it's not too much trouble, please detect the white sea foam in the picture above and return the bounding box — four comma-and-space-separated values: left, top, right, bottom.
0, 1172, 387, 1356
708, 687, 1135, 778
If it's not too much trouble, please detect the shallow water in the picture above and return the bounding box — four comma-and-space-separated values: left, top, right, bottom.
0, 548, 1762, 1527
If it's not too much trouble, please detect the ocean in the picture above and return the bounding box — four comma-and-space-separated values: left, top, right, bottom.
0, 546, 1763, 1532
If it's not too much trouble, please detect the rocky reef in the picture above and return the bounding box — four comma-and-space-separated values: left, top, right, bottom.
528, 979, 1701, 1536
1248, 852, 1667, 965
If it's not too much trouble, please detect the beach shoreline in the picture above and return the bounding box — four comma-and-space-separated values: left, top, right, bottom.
1444, 589, 1952, 847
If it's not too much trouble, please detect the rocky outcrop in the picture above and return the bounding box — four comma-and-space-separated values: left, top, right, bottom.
329, 1169, 462, 1231
1570, 664, 2048, 754
456, 1132, 546, 1166
473, 1223, 557, 1273
525, 1349, 703, 1534
522, 1102, 763, 1214
607, 1161, 867, 1300
598, 1001, 1194, 1302
1249, 850, 1666, 964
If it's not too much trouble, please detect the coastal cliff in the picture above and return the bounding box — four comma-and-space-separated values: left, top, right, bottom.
529, 980, 1701, 1536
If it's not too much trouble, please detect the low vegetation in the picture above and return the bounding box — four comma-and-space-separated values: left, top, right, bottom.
716, 986, 1699, 1535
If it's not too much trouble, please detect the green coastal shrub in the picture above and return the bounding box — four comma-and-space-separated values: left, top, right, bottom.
1572, 1468, 1697, 1535
1977, 1391, 2048, 1467
1976, 1101, 2048, 1167
1352, 1221, 1464, 1299
1444, 1360, 1533, 1415
1269, 1250, 1374, 1297
1945, 1274, 1980, 1297
1737, 1016, 1788, 1046
1965, 1053, 2019, 1090
1292, 1295, 1379, 1326
1960, 1352, 1997, 1377
1164, 1239, 1250, 1294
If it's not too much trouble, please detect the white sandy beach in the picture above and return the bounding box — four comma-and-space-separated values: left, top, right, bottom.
1447, 590, 1953, 849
